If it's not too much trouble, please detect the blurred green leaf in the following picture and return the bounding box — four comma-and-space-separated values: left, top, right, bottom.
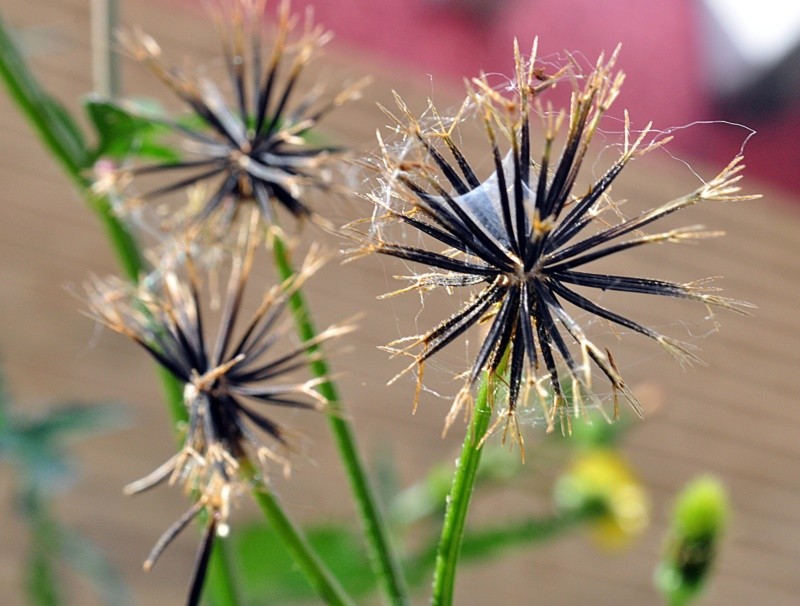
21, 487, 132, 606
390, 460, 452, 527
27, 538, 60, 606
568, 413, 630, 448
5, 403, 128, 494
0, 16, 89, 174
60, 526, 132, 606
19, 402, 128, 440
14, 438, 74, 494
390, 444, 525, 527
23, 488, 62, 606
0, 372, 130, 602
232, 523, 375, 603
85, 97, 180, 163
372, 446, 400, 523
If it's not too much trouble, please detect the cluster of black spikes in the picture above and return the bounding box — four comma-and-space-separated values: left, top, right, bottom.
368, 42, 750, 433
118, 0, 363, 225
88, 216, 337, 605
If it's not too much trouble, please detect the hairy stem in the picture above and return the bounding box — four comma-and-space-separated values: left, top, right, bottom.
431, 375, 493, 606
271, 234, 410, 605
408, 505, 601, 585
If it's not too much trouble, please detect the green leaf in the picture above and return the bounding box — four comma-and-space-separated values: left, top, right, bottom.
59, 526, 132, 606
232, 523, 376, 602
21, 488, 131, 606
0, 15, 89, 174
26, 531, 61, 606
85, 97, 181, 163
18, 402, 128, 441
5, 403, 128, 494
15, 438, 75, 494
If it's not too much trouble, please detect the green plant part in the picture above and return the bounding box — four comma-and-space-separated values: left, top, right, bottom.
656, 476, 730, 606
0, 368, 130, 605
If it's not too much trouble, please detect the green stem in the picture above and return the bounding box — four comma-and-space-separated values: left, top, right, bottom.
459, 504, 600, 560
271, 235, 409, 606
431, 375, 493, 606
0, 12, 86, 177
0, 10, 185, 422
408, 506, 600, 585
24, 489, 62, 606
242, 461, 354, 606
204, 539, 239, 606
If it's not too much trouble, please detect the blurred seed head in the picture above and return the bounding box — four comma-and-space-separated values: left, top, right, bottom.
86, 209, 350, 602
113, 0, 368, 234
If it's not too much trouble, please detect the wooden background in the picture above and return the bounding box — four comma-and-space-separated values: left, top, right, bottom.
1, 0, 799, 604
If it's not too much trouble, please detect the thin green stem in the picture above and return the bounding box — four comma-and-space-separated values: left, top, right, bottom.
242, 460, 354, 606
431, 375, 493, 606
408, 505, 601, 585
0, 12, 86, 176
0, 10, 184, 422
24, 489, 62, 606
458, 504, 600, 560
271, 234, 409, 606
204, 537, 239, 606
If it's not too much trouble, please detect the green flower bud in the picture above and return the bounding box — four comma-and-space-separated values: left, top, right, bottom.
656, 476, 729, 605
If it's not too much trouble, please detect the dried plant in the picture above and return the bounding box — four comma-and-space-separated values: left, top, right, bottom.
0, 0, 759, 602
86, 212, 349, 602
114, 0, 367, 229
357, 41, 756, 438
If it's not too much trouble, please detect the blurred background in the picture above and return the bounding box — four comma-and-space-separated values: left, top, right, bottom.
1, 0, 799, 604
280, 0, 800, 198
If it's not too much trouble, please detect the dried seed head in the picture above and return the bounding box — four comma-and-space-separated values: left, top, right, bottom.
87, 209, 351, 602
357, 39, 757, 440
112, 0, 368, 234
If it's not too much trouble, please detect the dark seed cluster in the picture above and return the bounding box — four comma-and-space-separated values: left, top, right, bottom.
359, 40, 755, 438
87, 213, 347, 602
116, 0, 366, 228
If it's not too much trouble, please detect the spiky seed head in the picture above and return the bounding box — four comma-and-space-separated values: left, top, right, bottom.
357, 39, 757, 441
112, 0, 368, 234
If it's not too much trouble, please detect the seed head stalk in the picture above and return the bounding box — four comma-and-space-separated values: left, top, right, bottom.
430, 369, 494, 606
270, 233, 410, 605
0, 16, 276, 605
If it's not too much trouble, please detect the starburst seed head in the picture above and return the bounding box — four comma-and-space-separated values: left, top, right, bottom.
86, 212, 350, 603
115, 0, 367, 229
360, 40, 757, 436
